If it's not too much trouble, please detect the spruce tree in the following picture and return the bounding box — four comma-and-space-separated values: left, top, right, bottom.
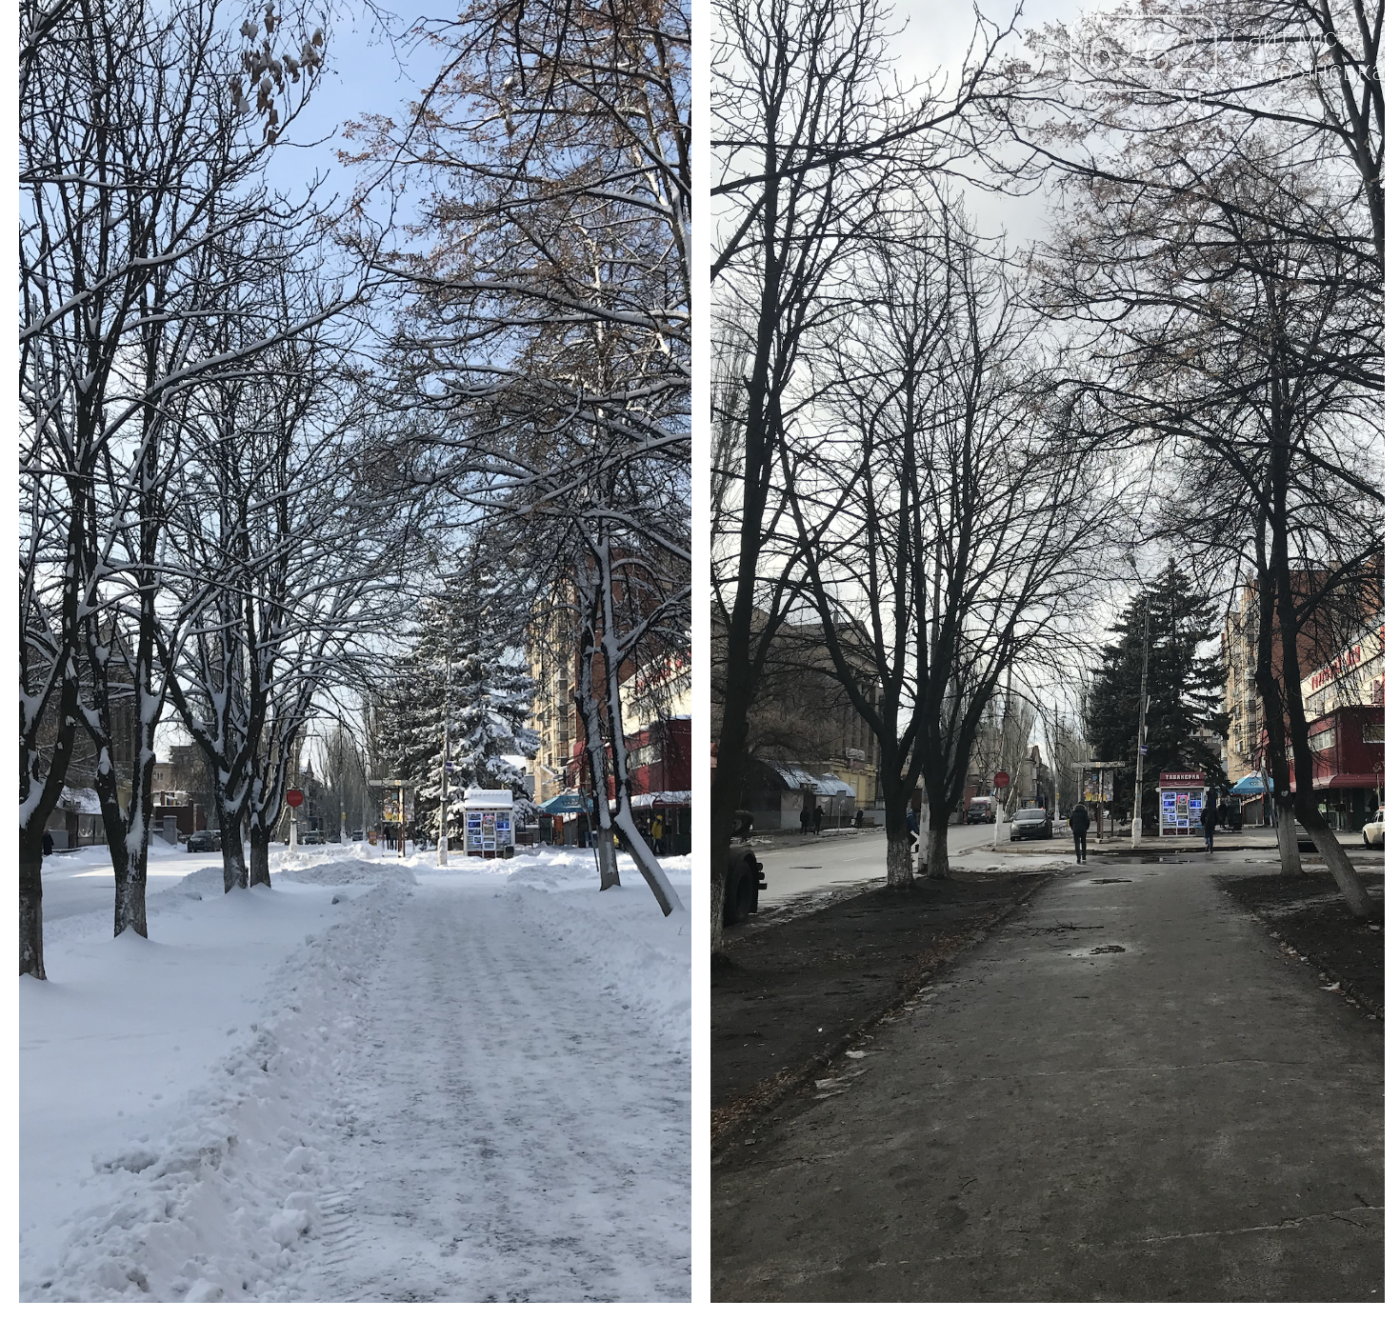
377, 557, 539, 841
1086, 560, 1229, 805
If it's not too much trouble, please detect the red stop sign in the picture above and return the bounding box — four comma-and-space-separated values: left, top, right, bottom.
286, 788, 305, 808
993, 770, 1010, 789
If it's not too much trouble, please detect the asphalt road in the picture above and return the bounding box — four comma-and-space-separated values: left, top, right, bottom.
712, 852, 1384, 1302
756, 825, 998, 909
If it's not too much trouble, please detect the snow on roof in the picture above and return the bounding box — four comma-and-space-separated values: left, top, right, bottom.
58, 787, 103, 815
461, 788, 514, 807
811, 774, 855, 797
631, 790, 692, 807
763, 761, 822, 791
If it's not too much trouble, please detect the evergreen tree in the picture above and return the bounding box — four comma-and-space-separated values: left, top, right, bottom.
377, 555, 539, 840
1086, 561, 1229, 805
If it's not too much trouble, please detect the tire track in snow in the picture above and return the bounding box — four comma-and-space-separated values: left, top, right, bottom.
288, 885, 689, 1302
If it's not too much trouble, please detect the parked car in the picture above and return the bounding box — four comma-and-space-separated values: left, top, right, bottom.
351, 830, 365, 842
300, 830, 325, 845
1009, 807, 1053, 841
186, 830, 220, 853
1363, 808, 1384, 849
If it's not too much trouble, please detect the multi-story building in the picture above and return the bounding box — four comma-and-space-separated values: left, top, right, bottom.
525, 591, 692, 850
714, 613, 880, 831
1222, 573, 1383, 824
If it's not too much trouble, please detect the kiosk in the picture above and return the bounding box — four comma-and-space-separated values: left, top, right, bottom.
462, 788, 516, 858
1158, 771, 1205, 836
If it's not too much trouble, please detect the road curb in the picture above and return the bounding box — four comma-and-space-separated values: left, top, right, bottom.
711, 871, 1059, 1159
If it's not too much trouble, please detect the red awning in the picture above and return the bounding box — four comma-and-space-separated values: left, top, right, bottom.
1314, 774, 1385, 789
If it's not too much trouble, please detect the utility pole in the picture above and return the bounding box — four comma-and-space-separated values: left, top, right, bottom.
438, 643, 451, 868
994, 661, 1012, 846
1132, 604, 1150, 847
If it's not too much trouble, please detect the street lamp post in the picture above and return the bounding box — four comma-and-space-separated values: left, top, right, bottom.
1132, 607, 1150, 848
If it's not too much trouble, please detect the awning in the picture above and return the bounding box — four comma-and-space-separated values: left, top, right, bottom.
58, 787, 103, 815
631, 790, 692, 808
1314, 774, 1385, 789
763, 761, 822, 791
538, 792, 585, 815
812, 774, 855, 797
1231, 773, 1274, 796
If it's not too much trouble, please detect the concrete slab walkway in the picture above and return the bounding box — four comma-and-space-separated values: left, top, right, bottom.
712, 858, 1383, 1302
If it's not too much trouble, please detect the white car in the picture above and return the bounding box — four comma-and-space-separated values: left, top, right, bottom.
1362, 809, 1384, 849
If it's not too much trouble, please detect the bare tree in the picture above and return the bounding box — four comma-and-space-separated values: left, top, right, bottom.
789, 202, 1114, 885
342, 0, 692, 914
1013, 0, 1382, 267
160, 266, 395, 893
1041, 124, 1380, 912
19, 0, 340, 968
710, 0, 1025, 947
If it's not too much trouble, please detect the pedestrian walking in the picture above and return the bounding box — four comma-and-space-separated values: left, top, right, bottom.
813, 805, 824, 835
42, 831, 53, 857
1201, 795, 1217, 854
799, 807, 810, 835
650, 812, 664, 855
1069, 801, 1090, 864
906, 807, 918, 846
855, 808, 864, 830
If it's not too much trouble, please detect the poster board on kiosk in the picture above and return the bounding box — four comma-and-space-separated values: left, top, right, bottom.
1157, 772, 1205, 836
462, 788, 516, 858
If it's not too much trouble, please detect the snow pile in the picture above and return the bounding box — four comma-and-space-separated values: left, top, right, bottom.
267, 854, 406, 886
23, 846, 690, 1302
23, 874, 414, 1302
501, 858, 691, 1056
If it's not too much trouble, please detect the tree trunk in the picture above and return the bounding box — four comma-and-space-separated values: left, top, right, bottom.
886, 828, 913, 887
218, 806, 248, 892
249, 817, 273, 888
19, 832, 45, 979
926, 825, 952, 881
1299, 808, 1375, 917
1275, 800, 1304, 879
114, 830, 149, 938
612, 804, 683, 916
577, 690, 621, 892
710, 694, 748, 951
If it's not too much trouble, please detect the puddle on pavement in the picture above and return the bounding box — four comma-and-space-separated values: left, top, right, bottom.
1109, 854, 1209, 865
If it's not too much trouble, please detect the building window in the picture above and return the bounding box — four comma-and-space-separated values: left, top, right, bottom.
1308, 728, 1336, 753
1362, 724, 1384, 744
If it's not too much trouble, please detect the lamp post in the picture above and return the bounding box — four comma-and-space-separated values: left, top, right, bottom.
1132, 606, 1150, 848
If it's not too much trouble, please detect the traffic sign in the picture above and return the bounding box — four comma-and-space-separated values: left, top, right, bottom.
286, 788, 304, 808
993, 770, 1010, 789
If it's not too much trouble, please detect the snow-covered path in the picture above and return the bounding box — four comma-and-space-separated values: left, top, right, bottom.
22, 847, 690, 1302
285, 878, 689, 1301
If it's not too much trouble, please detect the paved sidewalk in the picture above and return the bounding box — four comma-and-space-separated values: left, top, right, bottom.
973, 828, 1365, 858
712, 858, 1383, 1302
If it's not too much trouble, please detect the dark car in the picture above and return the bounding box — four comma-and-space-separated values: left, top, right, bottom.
1009, 808, 1053, 841
351, 830, 365, 842
301, 830, 325, 845
186, 829, 220, 853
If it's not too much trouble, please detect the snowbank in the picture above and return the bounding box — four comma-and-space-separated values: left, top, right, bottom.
21, 846, 690, 1302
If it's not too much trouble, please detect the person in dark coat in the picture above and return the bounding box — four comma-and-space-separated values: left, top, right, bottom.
799, 807, 810, 835
1069, 801, 1091, 863
1200, 793, 1218, 854
813, 804, 824, 834
855, 809, 864, 830
42, 831, 54, 857
906, 807, 918, 845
